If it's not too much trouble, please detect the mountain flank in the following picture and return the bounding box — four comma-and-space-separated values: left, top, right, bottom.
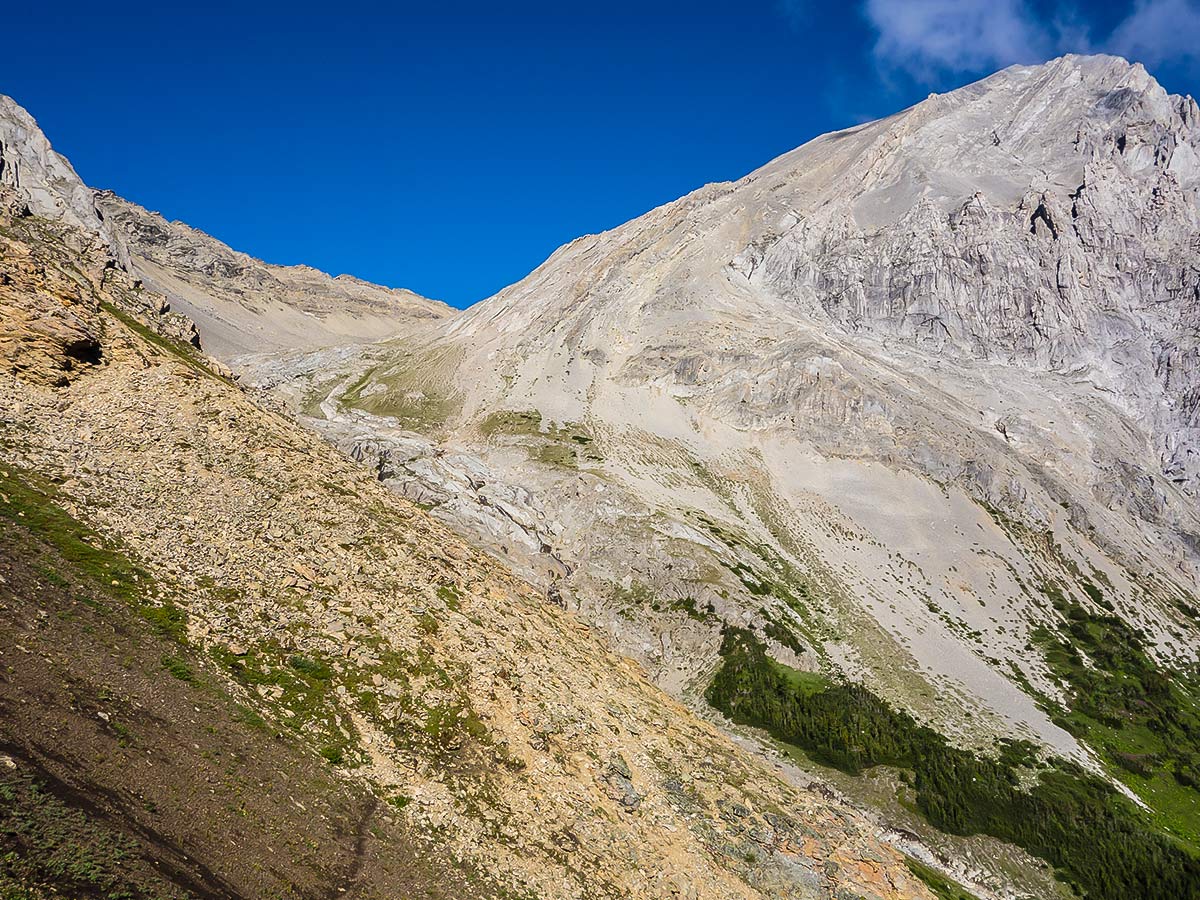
0, 163, 933, 899
95, 192, 452, 359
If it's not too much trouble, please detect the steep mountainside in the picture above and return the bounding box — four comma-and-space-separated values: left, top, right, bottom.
226, 55, 1200, 898
96, 192, 452, 358
0, 161, 937, 898
268, 53, 1200, 724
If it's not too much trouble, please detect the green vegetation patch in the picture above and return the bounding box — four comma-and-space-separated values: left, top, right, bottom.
706, 627, 1200, 900
479, 410, 544, 438
1033, 597, 1200, 847
669, 594, 717, 623
436, 583, 462, 610
723, 559, 773, 597
339, 348, 463, 433
0, 464, 187, 643
699, 512, 827, 656
716, 557, 810, 654
211, 636, 505, 783
479, 409, 602, 466
903, 856, 982, 900
100, 301, 219, 383
348, 648, 494, 760
159, 655, 194, 682
0, 770, 185, 900
610, 580, 718, 624
211, 643, 354, 765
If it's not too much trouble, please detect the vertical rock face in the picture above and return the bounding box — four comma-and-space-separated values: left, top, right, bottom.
0, 96, 107, 237
742, 55, 1200, 490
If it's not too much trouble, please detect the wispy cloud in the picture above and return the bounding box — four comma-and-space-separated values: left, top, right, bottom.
863, 0, 1200, 82
1109, 0, 1200, 69
863, 0, 1053, 79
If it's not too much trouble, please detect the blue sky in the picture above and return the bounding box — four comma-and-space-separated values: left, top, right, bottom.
7, 1, 1198, 307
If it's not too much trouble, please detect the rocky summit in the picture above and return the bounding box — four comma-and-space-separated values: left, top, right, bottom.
2, 53, 1200, 900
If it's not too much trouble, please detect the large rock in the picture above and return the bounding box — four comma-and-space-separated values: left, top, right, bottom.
0, 95, 128, 267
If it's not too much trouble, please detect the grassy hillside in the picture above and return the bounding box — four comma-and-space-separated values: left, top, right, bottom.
0, 464, 491, 900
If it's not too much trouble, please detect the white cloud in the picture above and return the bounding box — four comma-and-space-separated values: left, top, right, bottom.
864, 0, 1053, 78
1109, 0, 1200, 69
862, 0, 1200, 83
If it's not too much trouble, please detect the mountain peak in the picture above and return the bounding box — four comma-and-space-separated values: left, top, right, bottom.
0, 94, 106, 236
747, 50, 1198, 237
